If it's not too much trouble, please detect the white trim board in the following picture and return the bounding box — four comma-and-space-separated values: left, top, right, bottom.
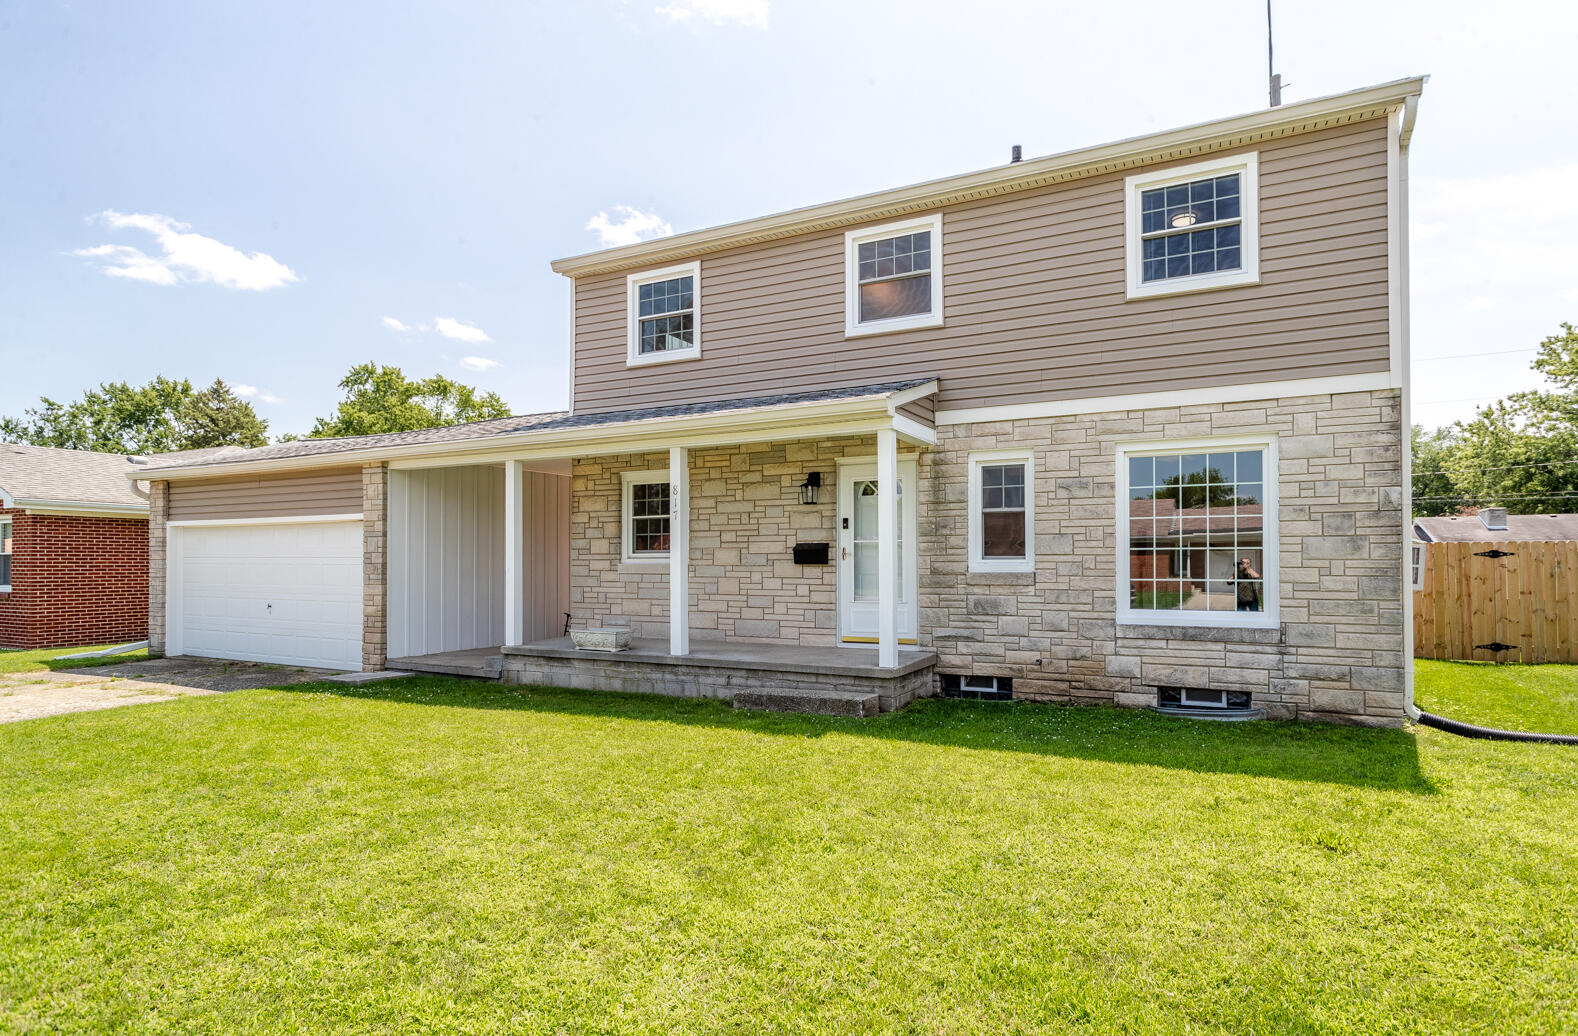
936, 372, 1397, 426
166, 513, 364, 528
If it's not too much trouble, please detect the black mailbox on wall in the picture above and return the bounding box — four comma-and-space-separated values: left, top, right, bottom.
793, 542, 830, 565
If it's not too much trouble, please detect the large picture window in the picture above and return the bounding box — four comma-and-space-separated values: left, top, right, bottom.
844, 214, 944, 336
626, 262, 700, 366
1124, 154, 1259, 299
1118, 439, 1277, 627
621, 471, 671, 562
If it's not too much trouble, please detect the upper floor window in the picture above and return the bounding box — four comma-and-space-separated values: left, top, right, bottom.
844, 214, 944, 337
626, 262, 700, 366
1124, 154, 1259, 300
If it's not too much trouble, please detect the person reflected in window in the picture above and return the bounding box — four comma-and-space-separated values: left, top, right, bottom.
1233, 557, 1262, 612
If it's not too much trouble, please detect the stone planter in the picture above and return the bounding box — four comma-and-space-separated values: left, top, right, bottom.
569, 627, 632, 652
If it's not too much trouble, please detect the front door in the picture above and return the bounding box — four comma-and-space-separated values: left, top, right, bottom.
837, 459, 919, 643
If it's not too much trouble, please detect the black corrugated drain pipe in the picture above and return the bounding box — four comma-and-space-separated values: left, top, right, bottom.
1416, 711, 1578, 746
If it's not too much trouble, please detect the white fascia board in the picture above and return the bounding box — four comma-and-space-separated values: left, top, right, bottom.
550, 77, 1426, 278
884, 379, 941, 412
936, 372, 1396, 426
15, 498, 149, 517
133, 397, 925, 481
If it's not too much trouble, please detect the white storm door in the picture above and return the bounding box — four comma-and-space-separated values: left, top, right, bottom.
836, 459, 918, 643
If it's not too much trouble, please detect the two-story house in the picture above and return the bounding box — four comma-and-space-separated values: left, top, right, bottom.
132, 77, 1423, 725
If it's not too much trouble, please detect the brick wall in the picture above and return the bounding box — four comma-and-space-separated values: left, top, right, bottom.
0, 507, 150, 649
922, 388, 1407, 726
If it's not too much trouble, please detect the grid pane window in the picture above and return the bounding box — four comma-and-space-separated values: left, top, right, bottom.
0, 518, 10, 587
1140, 172, 1243, 283
1127, 448, 1266, 613
856, 231, 932, 322
979, 463, 1027, 559
629, 482, 671, 555
636, 275, 695, 354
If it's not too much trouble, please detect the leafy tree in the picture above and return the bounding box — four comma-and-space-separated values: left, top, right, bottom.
1410, 424, 1462, 517
307, 363, 510, 439
0, 377, 267, 454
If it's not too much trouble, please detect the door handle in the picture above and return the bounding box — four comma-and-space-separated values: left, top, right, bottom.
842, 548, 848, 560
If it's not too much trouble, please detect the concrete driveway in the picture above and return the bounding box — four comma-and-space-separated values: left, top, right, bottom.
0, 657, 337, 724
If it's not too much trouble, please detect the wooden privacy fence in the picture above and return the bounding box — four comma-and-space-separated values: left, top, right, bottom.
1414, 540, 1578, 663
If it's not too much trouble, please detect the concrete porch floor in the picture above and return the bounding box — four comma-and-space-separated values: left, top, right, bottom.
504, 637, 937, 676
388, 647, 503, 679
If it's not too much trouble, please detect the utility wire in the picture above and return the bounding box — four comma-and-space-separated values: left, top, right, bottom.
1414, 347, 1538, 362
1411, 459, 1578, 476
1414, 491, 1578, 501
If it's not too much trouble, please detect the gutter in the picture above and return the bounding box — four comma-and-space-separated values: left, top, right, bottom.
10, 498, 149, 516
550, 76, 1427, 278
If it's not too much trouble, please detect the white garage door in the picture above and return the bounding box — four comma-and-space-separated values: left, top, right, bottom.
173, 521, 363, 670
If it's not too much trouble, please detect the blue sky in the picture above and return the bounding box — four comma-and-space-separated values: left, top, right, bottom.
3, 0, 1575, 437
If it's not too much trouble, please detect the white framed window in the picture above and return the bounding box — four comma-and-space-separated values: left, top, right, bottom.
1410, 540, 1427, 592
626, 261, 700, 366
0, 517, 11, 591
844, 213, 943, 337
1116, 435, 1278, 629
968, 451, 1034, 573
621, 471, 671, 563
1124, 154, 1259, 300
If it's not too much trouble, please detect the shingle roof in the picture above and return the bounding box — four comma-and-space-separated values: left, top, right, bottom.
136, 379, 937, 473
1413, 514, 1578, 542
0, 443, 152, 510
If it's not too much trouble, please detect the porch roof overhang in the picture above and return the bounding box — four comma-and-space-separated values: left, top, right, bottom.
126, 378, 940, 481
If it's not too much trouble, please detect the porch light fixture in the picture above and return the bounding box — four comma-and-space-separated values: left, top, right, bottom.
798, 471, 821, 506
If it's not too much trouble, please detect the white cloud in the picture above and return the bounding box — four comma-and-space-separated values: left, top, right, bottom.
459, 356, 500, 372
73, 211, 298, 291
656, 0, 769, 27
434, 317, 491, 343
233, 384, 283, 405
381, 316, 411, 332
586, 206, 673, 247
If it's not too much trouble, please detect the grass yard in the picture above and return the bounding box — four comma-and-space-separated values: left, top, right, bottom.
0, 643, 150, 674
1, 667, 1575, 1033
1416, 659, 1578, 735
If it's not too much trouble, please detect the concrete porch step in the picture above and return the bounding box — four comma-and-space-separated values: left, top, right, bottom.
387, 649, 503, 680
733, 687, 881, 718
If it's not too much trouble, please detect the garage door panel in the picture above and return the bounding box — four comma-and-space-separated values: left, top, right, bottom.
175, 521, 363, 670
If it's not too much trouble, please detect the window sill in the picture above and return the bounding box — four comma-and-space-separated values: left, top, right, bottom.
1116, 621, 1282, 645
1126, 270, 1259, 301
626, 349, 701, 368
844, 313, 943, 339
968, 561, 1034, 576
620, 557, 670, 569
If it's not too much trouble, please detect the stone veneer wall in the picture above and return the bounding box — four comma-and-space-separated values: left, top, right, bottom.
920, 388, 1406, 726
362, 462, 387, 671
571, 436, 923, 646
147, 480, 168, 655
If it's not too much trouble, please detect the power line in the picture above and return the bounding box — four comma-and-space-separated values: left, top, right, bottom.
1413, 491, 1578, 501
1412, 459, 1578, 476
1414, 347, 1539, 362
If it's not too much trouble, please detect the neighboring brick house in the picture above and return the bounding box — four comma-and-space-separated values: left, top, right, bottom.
132, 78, 1424, 725
0, 444, 152, 649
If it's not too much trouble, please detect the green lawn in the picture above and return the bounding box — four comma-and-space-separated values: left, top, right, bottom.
0, 668, 1575, 1033
0, 642, 150, 674
1416, 659, 1578, 735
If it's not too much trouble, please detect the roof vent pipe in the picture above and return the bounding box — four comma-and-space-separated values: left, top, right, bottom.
1010, 145, 1022, 163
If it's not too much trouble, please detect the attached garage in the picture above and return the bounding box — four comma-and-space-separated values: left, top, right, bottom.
163, 468, 366, 671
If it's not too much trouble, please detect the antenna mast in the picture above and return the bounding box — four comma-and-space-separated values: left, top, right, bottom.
1267, 0, 1282, 106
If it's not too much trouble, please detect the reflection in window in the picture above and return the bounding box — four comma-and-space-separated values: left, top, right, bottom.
636, 275, 695, 355
629, 481, 671, 554
1139, 173, 1243, 283
979, 463, 1026, 559
856, 231, 932, 323
1126, 449, 1265, 612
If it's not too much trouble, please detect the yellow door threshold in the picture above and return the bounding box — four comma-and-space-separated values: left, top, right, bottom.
841, 636, 919, 645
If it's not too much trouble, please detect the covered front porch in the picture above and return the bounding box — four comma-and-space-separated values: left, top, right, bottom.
384, 380, 942, 710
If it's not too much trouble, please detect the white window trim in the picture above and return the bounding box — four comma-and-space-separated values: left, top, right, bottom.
0, 516, 11, 592
626, 261, 701, 367
1115, 434, 1279, 630
621, 470, 671, 564
968, 450, 1035, 574
1410, 540, 1427, 592
1124, 153, 1260, 300
844, 213, 944, 337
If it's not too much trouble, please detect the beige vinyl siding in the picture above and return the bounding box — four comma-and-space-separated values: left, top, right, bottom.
572, 118, 1392, 415
895, 395, 935, 426
167, 468, 364, 522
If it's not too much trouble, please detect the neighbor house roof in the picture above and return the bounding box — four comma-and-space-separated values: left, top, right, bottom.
0, 443, 151, 514
129, 379, 941, 480
1413, 514, 1578, 542
549, 76, 1425, 278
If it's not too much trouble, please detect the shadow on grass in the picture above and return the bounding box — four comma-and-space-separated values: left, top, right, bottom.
280, 675, 1437, 794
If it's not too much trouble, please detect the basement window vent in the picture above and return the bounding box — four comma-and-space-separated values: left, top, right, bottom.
940, 674, 1014, 701
1157, 686, 1252, 710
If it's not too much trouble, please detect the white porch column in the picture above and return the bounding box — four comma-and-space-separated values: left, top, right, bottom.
503, 459, 526, 646
876, 427, 899, 669
668, 446, 690, 656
